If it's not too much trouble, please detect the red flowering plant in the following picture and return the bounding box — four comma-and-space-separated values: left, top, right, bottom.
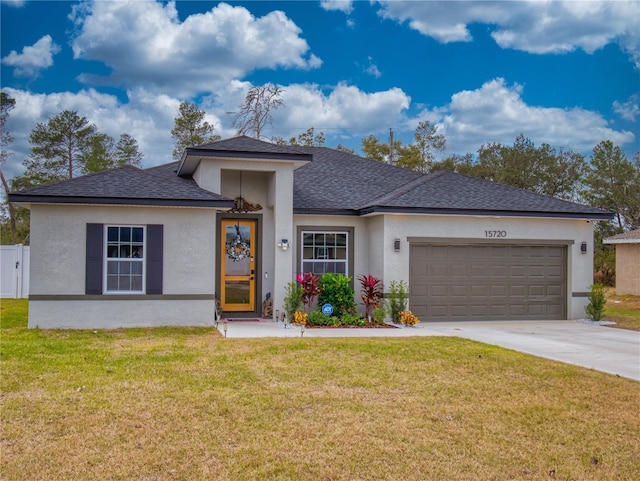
357, 274, 383, 322
296, 272, 319, 313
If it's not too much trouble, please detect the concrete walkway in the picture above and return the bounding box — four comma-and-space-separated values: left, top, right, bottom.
216, 319, 640, 381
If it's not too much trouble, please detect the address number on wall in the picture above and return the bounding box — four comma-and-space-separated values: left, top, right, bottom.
485, 230, 507, 238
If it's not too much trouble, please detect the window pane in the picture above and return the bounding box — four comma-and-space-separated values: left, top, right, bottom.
107, 261, 118, 274
303, 233, 313, 246
107, 276, 118, 290
107, 227, 118, 242
105, 225, 145, 293
300, 231, 349, 276
225, 281, 250, 304
132, 228, 144, 243
118, 276, 131, 291
131, 260, 143, 274
119, 227, 131, 242
131, 275, 143, 291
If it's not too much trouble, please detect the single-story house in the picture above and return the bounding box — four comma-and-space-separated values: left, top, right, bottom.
603, 229, 640, 295
10, 136, 613, 329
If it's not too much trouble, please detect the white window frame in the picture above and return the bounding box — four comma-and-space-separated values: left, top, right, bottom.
103, 225, 146, 294
300, 230, 350, 276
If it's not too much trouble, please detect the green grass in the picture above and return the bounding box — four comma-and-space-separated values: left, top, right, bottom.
604, 291, 640, 331
1, 299, 639, 480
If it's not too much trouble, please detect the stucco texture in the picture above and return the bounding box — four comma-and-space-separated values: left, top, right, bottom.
615, 244, 640, 295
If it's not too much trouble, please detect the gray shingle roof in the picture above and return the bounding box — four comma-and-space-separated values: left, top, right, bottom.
604, 228, 640, 244
293, 146, 612, 219
9, 138, 613, 220
9, 164, 233, 208
293, 146, 423, 212
192, 135, 309, 155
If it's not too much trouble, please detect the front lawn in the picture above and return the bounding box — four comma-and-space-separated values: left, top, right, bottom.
1, 299, 638, 480
604, 290, 640, 331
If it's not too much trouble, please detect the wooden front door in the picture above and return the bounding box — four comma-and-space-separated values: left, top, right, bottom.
221, 219, 256, 312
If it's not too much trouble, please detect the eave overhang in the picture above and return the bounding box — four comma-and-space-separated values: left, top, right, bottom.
178, 148, 313, 177
294, 204, 615, 220
8, 193, 234, 209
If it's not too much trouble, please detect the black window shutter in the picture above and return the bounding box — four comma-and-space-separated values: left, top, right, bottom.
86, 223, 104, 295
146, 224, 163, 294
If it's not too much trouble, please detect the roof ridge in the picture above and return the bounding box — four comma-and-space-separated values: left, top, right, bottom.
364, 170, 446, 207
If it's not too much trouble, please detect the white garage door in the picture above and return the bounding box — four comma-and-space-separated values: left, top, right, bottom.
410, 244, 567, 321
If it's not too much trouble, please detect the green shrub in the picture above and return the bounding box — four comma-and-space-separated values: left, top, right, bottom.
387, 280, 408, 324
282, 282, 303, 321
340, 312, 366, 327
585, 283, 607, 322
307, 310, 340, 327
372, 306, 387, 325
317, 273, 356, 316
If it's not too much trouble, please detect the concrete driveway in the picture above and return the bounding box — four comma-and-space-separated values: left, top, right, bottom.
426, 320, 640, 381
217, 319, 640, 381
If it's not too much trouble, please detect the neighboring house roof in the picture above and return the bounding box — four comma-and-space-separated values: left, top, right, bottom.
603, 229, 640, 244
9, 164, 233, 208
9, 136, 613, 220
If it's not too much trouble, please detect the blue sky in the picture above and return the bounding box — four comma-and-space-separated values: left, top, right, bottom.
1, 0, 639, 180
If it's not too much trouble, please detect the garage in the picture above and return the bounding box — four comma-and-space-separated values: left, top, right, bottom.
409, 243, 567, 321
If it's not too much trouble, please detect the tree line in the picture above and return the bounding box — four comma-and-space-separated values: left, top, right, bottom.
1, 86, 638, 284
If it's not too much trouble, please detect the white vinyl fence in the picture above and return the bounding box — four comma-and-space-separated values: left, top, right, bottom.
1, 244, 30, 298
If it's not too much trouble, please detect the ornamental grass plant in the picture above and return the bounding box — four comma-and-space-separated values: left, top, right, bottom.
2, 299, 639, 480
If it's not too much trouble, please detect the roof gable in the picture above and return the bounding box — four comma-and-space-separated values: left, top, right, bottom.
178, 135, 312, 176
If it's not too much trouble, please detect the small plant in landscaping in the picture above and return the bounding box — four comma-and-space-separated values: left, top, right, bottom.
307, 310, 341, 327
372, 306, 387, 325
358, 274, 384, 321
400, 311, 420, 326
340, 312, 366, 327
283, 282, 303, 322
292, 311, 307, 326
296, 272, 320, 312
586, 283, 607, 322
317, 273, 356, 316
387, 280, 409, 324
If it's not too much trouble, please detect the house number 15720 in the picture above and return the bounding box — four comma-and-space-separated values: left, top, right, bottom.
485, 230, 507, 238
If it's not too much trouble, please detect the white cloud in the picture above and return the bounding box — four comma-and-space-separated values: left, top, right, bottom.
0, 0, 26, 7
1, 87, 186, 180
68, 1, 321, 96
424, 78, 635, 155
1, 81, 412, 180
272, 83, 410, 139
3, 79, 633, 182
376, 0, 640, 67
320, 0, 354, 14
613, 94, 640, 122
1, 35, 61, 77
364, 57, 382, 78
